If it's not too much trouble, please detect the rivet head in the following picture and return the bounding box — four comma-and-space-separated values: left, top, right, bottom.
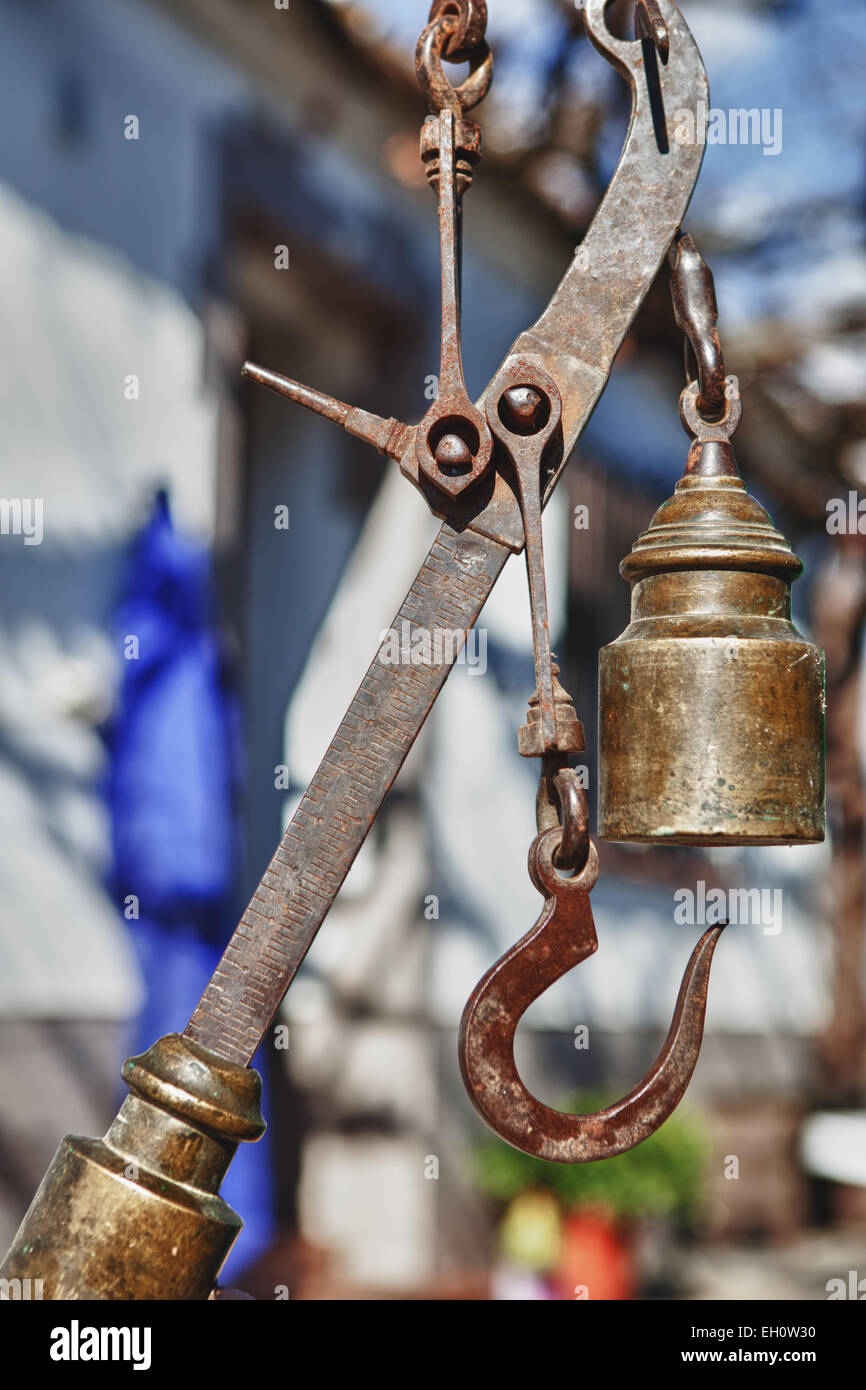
500, 385, 546, 436
434, 433, 474, 470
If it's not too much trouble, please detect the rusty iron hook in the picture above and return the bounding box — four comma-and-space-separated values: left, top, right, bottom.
459, 828, 726, 1162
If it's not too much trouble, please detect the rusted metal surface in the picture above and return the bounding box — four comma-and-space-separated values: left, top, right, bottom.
427, 0, 488, 63
186, 525, 510, 1064
519, 659, 585, 765
240, 361, 411, 460
415, 11, 492, 496
445, 0, 710, 550
187, 0, 712, 1071
669, 231, 727, 422
635, 0, 670, 63
535, 723, 587, 869
3, 1, 763, 1298
245, 1, 711, 551
228, 2, 735, 1169
458, 830, 726, 1160
486, 356, 567, 752
550, 766, 589, 873
415, 101, 492, 497
447, 63, 817, 1159
416, 3, 493, 115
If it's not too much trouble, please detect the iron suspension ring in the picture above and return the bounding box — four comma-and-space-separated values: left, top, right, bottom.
416, 7, 493, 113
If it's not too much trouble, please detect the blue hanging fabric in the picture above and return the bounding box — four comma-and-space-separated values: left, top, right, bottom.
107, 490, 274, 1284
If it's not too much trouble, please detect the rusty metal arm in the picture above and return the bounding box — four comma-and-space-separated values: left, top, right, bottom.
186, 0, 710, 1066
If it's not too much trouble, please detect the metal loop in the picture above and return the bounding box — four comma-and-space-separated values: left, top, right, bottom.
668, 231, 727, 424
679, 377, 742, 442
536, 762, 590, 874
427, 0, 488, 63
416, 15, 493, 114
530, 828, 599, 899
552, 768, 590, 873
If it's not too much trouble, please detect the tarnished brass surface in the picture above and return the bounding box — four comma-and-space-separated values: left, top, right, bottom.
599, 435, 826, 844
0, 1035, 264, 1300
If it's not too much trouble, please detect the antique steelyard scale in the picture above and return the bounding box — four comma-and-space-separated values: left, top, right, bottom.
2, 0, 825, 1299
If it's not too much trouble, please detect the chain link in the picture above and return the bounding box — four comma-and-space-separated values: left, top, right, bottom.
427, 1, 488, 62
537, 760, 590, 874
668, 231, 727, 424
416, 3, 493, 114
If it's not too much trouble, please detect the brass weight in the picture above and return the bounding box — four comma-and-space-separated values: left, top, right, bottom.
0, 1034, 264, 1300
598, 383, 826, 846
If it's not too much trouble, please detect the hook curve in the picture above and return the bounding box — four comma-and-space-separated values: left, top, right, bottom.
458, 828, 726, 1162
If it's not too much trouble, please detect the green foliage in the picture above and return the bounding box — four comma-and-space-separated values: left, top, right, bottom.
470, 1089, 710, 1227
